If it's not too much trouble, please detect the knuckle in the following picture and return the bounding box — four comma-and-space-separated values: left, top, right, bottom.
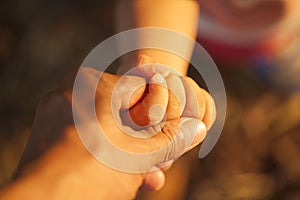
160, 120, 185, 160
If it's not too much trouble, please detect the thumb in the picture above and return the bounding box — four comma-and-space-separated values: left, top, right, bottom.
112, 74, 147, 110
114, 54, 155, 109
177, 118, 206, 156
156, 118, 206, 162
129, 73, 169, 127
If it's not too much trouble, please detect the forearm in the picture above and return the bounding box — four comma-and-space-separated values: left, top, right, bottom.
115, 0, 200, 75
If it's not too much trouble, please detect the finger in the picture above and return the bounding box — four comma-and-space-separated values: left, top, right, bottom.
156, 160, 174, 171
183, 120, 207, 153
143, 170, 166, 191
180, 118, 206, 152
113, 75, 147, 110
199, 88, 216, 130
152, 118, 206, 161
129, 73, 168, 127
113, 54, 154, 109
126, 54, 154, 108
165, 73, 186, 120
135, 54, 154, 66
134, 63, 173, 78
181, 77, 206, 120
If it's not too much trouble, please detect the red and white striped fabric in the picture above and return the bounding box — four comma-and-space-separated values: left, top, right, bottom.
197, 0, 300, 60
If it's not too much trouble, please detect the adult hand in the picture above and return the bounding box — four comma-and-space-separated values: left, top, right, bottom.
7, 57, 216, 200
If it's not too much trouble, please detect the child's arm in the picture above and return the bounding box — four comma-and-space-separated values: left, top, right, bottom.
115, 0, 199, 75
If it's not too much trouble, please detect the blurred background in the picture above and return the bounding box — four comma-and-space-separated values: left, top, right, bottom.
0, 0, 300, 199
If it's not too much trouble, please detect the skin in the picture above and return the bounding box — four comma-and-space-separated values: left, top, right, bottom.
0, 57, 215, 200
0, 1, 217, 198
114, 1, 214, 199
115, 0, 200, 75
115, 0, 204, 132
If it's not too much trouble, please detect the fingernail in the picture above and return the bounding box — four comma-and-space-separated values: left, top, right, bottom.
150, 73, 166, 84
196, 121, 207, 139
137, 54, 153, 65
180, 118, 206, 148
156, 160, 174, 169
149, 104, 165, 125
